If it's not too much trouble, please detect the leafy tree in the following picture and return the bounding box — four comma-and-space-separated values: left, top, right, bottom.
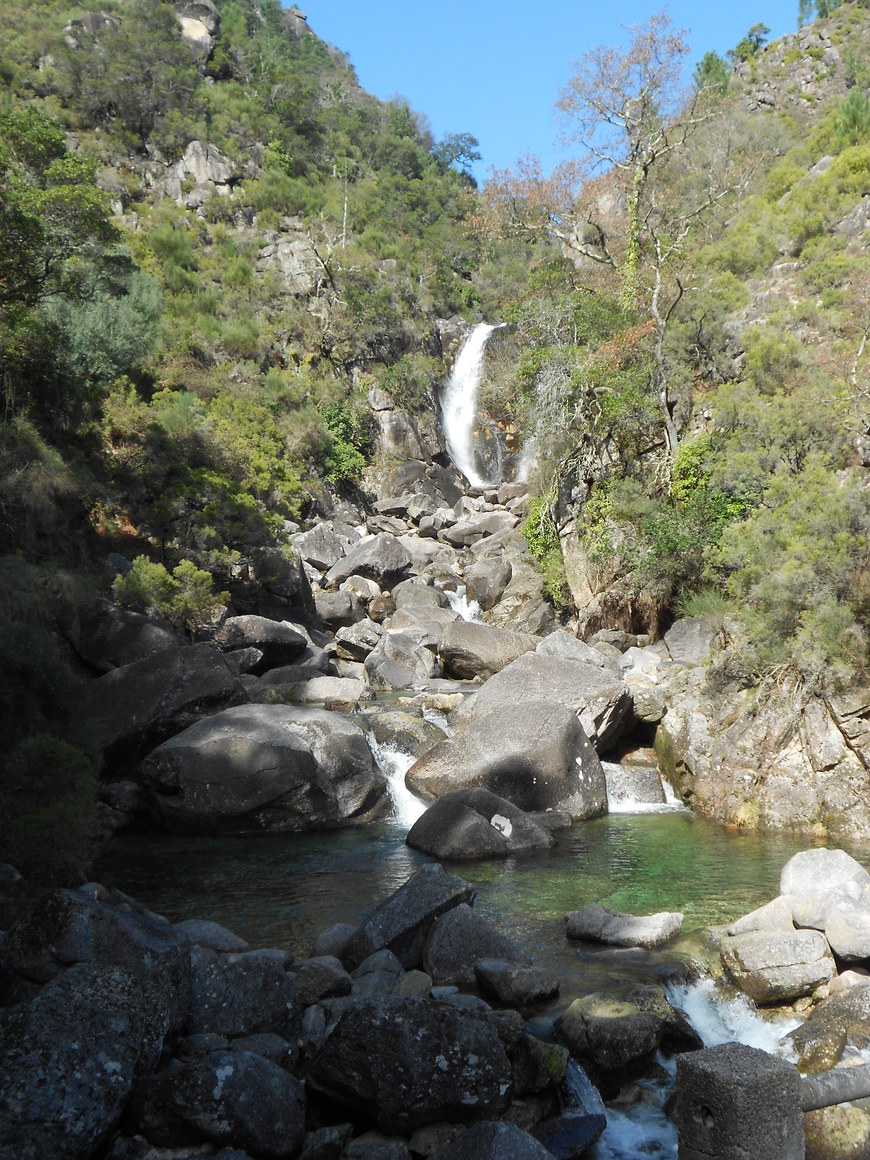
693, 51, 730, 94
434, 132, 482, 176
799, 0, 843, 25
833, 90, 870, 149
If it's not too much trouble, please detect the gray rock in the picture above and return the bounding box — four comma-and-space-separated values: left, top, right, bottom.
437, 620, 537, 680
532, 1110, 607, 1159
406, 701, 606, 821
351, 948, 406, 996
187, 946, 299, 1038
407, 788, 556, 860
316, 590, 366, 628
340, 864, 475, 971
293, 524, 350, 571
287, 955, 352, 1006
71, 602, 178, 672
535, 630, 609, 669
335, 618, 383, 660
283, 676, 367, 705
430, 1121, 553, 1160
510, 1035, 570, 1096
298, 1123, 353, 1160
364, 631, 441, 690
306, 996, 512, 1135
464, 560, 512, 611
343, 1132, 412, 1159
441, 511, 518, 547
421, 903, 530, 986
786, 983, 870, 1073
325, 534, 412, 590
781, 848, 870, 929
720, 929, 836, 1003
130, 1049, 305, 1156
602, 762, 665, 809
384, 606, 460, 651
564, 904, 683, 948
82, 642, 246, 768
365, 710, 445, 759
230, 1032, 297, 1071
473, 959, 560, 1006
2, 889, 189, 1052
0, 964, 157, 1160
311, 923, 357, 959
393, 579, 449, 610
450, 652, 632, 752
554, 994, 663, 1092
726, 896, 796, 936
663, 617, 723, 666
826, 898, 870, 961
213, 615, 308, 673
174, 918, 249, 953
141, 704, 388, 834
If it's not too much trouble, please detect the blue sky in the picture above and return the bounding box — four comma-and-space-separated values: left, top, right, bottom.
300, 2, 802, 182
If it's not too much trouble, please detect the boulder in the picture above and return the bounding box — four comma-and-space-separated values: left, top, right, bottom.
306, 996, 512, 1135
441, 511, 518, 547
187, 946, 299, 1038
140, 704, 388, 834
532, 1111, 607, 1159
450, 652, 632, 752
564, 904, 683, 948
437, 620, 537, 680
786, 984, 870, 1073
421, 903, 530, 986
130, 1049, 306, 1156
726, 896, 796, 936
720, 929, 836, 1004
463, 560, 512, 611
81, 642, 246, 768
71, 602, 178, 671
429, 1121, 553, 1160
174, 918, 249, 953
825, 898, 870, 961
335, 618, 383, 660
286, 955, 352, 1007
406, 701, 607, 821
315, 590, 366, 628
407, 788, 556, 860
393, 579, 449, 610
602, 762, 666, 809
365, 710, 446, 759
325, 534, 412, 590
0, 964, 157, 1160
385, 606, 460, 651
364, 631, 442, 690
292, 523, 350, 571
340, 864, 475, 971
473, 959, 560, 1006
213, 615, 308, 673
280, 675, 367, 705
663, 617, 723, 666
780, 848, 870, 929
2, 889, 189, 1051
535, 630, 612, 670
554, 994, 664, 1093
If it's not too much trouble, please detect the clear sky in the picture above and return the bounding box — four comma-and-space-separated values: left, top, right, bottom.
299, 1, 802, 182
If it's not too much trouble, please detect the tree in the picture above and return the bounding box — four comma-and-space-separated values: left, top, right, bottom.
434, 132, 482, 176
694, 51, 730, 95
799, 0, 843, 25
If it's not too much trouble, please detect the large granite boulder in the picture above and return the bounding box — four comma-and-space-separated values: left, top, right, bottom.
325, 534, 412, 590
430, 1121, 553, 1160
140, 704, 388, 834
786, 983, 870, 1073
463, 560, 512, 611
0, 964, 157, 1160
407, 788, 557, 860
2, 888, 190, 1051
213, 615, 308, 674
340, 864, 475, 971
70, 601, 178, 672
554, 994, 665, 1094
473, 959, 560, 1007
720, 929, 836, 1003
420, 903, 530, 986
450, 652, 632, 752
437, 620, 537, 680
364, 631, 441, 690
306, 995, 512, 1135
780, 848, 870, 929
292, 522, 352, 571
186, 946, 299, 1038
81, 642, 246, 769
535, 629, 613, 670
406, 701, 607, 821
335, 618, 383, 660
130, 1049, 306, 1156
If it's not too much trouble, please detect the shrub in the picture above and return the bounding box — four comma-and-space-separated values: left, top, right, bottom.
113, 555, 229, 633
523, 494, 569, 605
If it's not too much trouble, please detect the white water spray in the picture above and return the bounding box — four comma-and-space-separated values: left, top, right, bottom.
441, 323, 502, 487
444, 585, 481, 622
366, 735, 428, 829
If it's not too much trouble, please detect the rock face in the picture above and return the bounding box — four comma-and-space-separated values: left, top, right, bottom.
437, 620, 536, 679
407, 788, 557, 860
140, 704, 388, 834
406, 701, 607, 820
451, 653, 632, 752
306, 996, 513, 1135
655, 661, 870, 840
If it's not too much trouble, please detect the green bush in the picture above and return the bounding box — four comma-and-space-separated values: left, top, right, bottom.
523, 494, 569, 605
113, 556, 229, 633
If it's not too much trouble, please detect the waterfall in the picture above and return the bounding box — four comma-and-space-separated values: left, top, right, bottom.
366, 735, 428, 828
444, 585, 481, 622
441, 323, 502, 487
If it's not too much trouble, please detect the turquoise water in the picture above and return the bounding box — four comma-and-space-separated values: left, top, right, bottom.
95, 811, 869, 996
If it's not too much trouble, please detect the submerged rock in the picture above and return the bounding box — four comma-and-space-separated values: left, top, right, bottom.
407, 788, 556, 860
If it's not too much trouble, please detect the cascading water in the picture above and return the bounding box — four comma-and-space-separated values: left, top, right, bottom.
440, 322, 502, 487
365, 734, 428, 828
444, 585, 481, 622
